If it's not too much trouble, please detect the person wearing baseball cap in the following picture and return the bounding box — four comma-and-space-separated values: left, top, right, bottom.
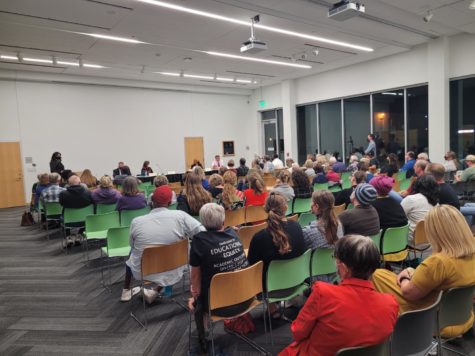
455, 154, 475, 182
120, 185, 203, 304
338, 183, 380, 237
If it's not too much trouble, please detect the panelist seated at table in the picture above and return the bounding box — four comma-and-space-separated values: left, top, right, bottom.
113, 162, 132, 177
140, 160, 154, 176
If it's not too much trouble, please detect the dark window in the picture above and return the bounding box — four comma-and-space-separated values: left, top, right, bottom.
344, 95, 370, 159
319, 100, 342, 157
296, 105, 317, 164
407, 86, 429, 156
450, 78, 475, 159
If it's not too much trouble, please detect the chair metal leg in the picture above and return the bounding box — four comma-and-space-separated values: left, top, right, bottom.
130, 283, 148, 329
267, 300, 274, 347
208, 310, 215, 356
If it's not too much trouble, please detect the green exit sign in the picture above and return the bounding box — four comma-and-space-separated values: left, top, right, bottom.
259, 100, 266, 108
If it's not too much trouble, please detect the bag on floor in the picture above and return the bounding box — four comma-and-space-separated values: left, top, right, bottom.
21, 211, 35, 226
223, 313, 255, 334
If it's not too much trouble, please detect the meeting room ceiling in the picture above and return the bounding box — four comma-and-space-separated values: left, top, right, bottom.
0, 0, 474, 88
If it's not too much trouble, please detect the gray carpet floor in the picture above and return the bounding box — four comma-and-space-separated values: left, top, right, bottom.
0, 206, 474, 355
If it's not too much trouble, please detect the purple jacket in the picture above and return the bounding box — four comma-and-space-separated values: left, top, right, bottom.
91, 187, 122, 205
116, 194, 147, 211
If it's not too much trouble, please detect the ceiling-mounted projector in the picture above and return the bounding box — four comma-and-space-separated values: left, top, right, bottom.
328, 1, 365, 21
240, 15, 268, 54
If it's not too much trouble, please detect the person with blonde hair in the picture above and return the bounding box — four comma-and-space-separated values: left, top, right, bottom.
304, 159, 315, 177
92, 175, 121, 204
218, 171, 245, 210
177, 173, 212, 216
80, 169, 98, 188
115, 176, 147, 211
207, 173, 223, 198
192, 165, 209, 190
243, 172, 268, 207
372, 205, 475, 337
271, 170, 295, 201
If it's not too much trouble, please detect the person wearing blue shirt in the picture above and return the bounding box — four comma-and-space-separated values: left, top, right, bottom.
400, 151, 416, 172
364, 134, 377, 157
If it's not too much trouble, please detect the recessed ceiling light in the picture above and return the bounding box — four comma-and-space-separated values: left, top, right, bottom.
216, 77, 234, 82
183, 73, 214, 80
236, 79, 252, 83
79, 33, 146, 44
0, 55, 18, 60
205, 51, 312, 69
83, 63, 106, 69
156, 72, 181, 76
23, 57, 53, 64
136, 0, 373, 52
57, 60, 80, 66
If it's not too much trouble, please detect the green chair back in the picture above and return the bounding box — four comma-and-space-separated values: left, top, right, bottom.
86, 211, 120, 234
329, 185, 342, 193
45, 202, 62, 216
292, 197, 312, 214
396, 171, 407, 182
38, 199, 45, 213
120, 207, 151, 227
370, 230, 382, 252
313, 183, 328, 191
298, 212, 316, 228
381, 225, 409, 255
399, 178, 412, 191
145, 185, 155, 196
63, 205, 94, 225
106, 226, 130, 251
438, 285, 475, 332
285, 200, 293, 216
342, 176, 352, 189
310, 248, 336, 277
96, 203, 117, 215
340, 171, 352, 182
266, 250, 311, 302
168, 202, 178, 210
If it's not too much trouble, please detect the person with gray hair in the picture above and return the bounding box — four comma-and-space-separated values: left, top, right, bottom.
40, 172, 65, 204
147, 174, 176, 205
280, 235, 398, 356
188, 203, 249, 352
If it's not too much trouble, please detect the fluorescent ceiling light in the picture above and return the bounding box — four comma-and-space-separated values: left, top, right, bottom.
156, 72, 181, 76
458, 129, 474, 134
0, 55, 18, 60
23, 57, 53, 64
79, 33, 146, 44
57, 60, 80, 66
216, 77, 234, 82
236, 79, 252, 83
136, 0, 373, 52
205, 51, 311, 69
83, 63, 105, 69
183, 74, 214, 80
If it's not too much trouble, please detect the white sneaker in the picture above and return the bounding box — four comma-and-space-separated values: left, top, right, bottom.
120, 287, 141, 302
143, 288, 159, 305
66, 236, 74, 247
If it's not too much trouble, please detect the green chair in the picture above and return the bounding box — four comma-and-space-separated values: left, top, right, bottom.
313, 182, 328, 191
381, 225, 409, 262
347, 203, 354, 210
62, 205, 95, 252
329, 185, 342, 193
310, 248, 337, 282
85, 211, 121, 261
100, 226, 131, 288
399, 178, 412, 191
370, 230, 382, 252
168, 202, 178, 210
266, 249, 311, 345
145, 185, 155, 197
396, 171, 407, 182
138, 182, 151, 191
96, 203, 117, 215
342, 175, 352, 189
292, 197, 312, 214
285, 200, 293, 216
120, 207, 151, 227
44, 202, 62, 240
340, 171, 352, 183
298, 212, 316, 228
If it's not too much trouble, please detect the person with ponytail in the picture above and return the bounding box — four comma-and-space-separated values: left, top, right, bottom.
243, 172, 268, 207
218, 171, 245, 210
271, 169, 295, 201
177, 173, 212, 216
303, 190, 343, 251
247, 192, 306, 288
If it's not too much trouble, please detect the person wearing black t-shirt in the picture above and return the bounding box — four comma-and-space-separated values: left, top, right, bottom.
426, 163, 460, 209
247, 192, 306, 290
188, 203, 248, 351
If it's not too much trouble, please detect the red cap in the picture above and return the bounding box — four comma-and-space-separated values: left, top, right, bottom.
152, 185, 172, 207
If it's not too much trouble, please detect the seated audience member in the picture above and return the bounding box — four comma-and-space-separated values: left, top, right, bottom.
290, 162, 300, 173
243, 172, 268, 207
218, 166, 228, 176
211, 154, 224, 169
49, 151, 64, 174
41, 172, 65, 204
401, 175, 439, 243
334, 170, 366, 207
400, 151, 416, 178
292, 169, 313, 199
60, 169, 73, 187
326, 163, 341, 187
80, 169, 98, 188
59, 175, 93, 209
263, 155, 275, 173
385, 153, 399, 177
372, 205, 475, 337
417, 152, 430, 162
236, 158, 249, 177
443, 151, 460, 173
455, 154, 475, 182
357, 161, 373, 183
303, 190, 343, 250
338, 183, 380, 236
207, 174, 223, 199
226, 159, 237, 174
330, 156, 346, 173
272, 154, 284, 169
251, 158, 264, 173
177, 173, 212, 216
303, 159, 315, 178
369, 175, 407, 230
35, 173, 50, 208
150, 175, 176, 206
271, 170, 295, 202
192, 166, 209, 190
121, 186, 202, 303
286, 158, 295, 171
113, 162, 132, 177
115, 176, 147, 211
312, 164, 328, 185
191, 159, 203, 169
280, 235, 398, 356
400, 159, 428, 198
248, 192, 306, 288
92, 175, 121, 205
347, 155, 359, 172
218, 171, 245, 210
188, 203, 249, 350
425, 163, 460, 209
140, 160, 153, 176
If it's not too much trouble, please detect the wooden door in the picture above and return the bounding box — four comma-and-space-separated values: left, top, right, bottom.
184, 137, 204, 170
0, 142, 26, 208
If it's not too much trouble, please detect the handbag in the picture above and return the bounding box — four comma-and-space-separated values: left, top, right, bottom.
21, 211, 35, 226
223, 312, 255, 334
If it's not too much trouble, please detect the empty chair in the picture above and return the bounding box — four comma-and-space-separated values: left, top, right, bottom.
298, 212, 316, 228
292, 197, 312, 214
101, 226, 131, 288
223, 208, 245, 227
84, 211, 121, 260
380, 224, 409, 262
245, 205, 268, 224
407, 220, 430, 259
120, 206, 151, 227
237, 222, 267, 250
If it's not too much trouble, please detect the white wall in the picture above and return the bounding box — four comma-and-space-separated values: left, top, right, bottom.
0, 79, 257, 202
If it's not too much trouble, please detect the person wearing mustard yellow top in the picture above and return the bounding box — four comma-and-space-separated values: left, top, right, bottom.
372, 204, 475, 338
